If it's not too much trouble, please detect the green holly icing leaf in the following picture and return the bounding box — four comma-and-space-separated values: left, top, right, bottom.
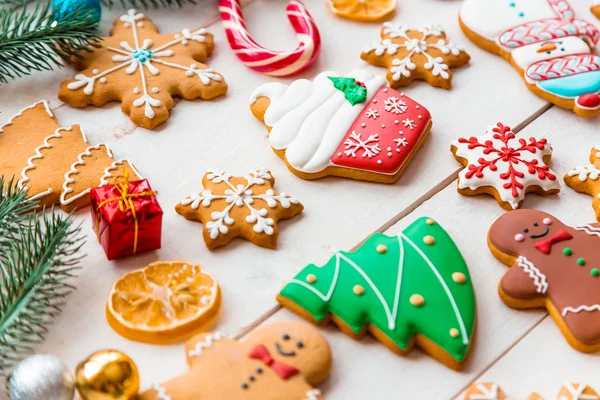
278, 217, 476, 363
328, 76, 367, 106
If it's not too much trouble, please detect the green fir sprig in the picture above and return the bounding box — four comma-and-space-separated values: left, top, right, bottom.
0, 177, 85, 378
0, 3, 100, 84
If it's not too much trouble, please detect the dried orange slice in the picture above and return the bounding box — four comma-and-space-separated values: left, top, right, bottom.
328, 0, 397, 22
106, 261, 221, 344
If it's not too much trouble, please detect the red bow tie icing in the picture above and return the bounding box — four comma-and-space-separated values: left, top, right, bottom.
534, 229, 573, 254
248, 344, 300, 380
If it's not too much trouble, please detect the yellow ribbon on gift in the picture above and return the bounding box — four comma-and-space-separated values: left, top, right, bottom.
95, 170, 156, 254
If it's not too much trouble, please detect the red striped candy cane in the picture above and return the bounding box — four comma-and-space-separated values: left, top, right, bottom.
219, 0, 321, 77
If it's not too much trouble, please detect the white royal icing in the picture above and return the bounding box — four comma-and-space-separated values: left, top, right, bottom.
516, 256, 548, 294
562, 304, 600, 317
568, 165, 600, 182
304, 389, 322, 400
470, 383, 501, 400
0, 100, 53, 133
574, 224, 600, 237
188, 332, 225, 357
152, 384, 172, 400
248, 70, 386, 173
561, 383, 599, 400
460, 0, 557, 41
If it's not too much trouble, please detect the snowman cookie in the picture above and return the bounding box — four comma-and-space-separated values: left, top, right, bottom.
488, 210, 600, 353
139, 320, 331, 400
249, 70, 432, 184
460, 0, 600, 117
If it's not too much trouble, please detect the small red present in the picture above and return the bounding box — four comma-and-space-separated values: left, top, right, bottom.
91, 174, 162, 260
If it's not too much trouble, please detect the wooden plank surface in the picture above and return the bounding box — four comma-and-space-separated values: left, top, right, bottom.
0, 0, 598, 398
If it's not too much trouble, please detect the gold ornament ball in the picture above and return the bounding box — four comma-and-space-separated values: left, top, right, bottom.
76, 349, 139, 400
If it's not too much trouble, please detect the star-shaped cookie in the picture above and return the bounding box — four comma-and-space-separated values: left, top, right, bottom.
451, 122, 559, 210
175, 168, 303, 250
360, 23, 470, 89
59, 9, 228, 130
564, 146, 600, 221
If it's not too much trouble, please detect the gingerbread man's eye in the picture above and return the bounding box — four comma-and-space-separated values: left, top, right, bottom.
297, 341, 304, 349
282, 334, 290, 341
533, 222, 538, 227
523, 228, 529, 233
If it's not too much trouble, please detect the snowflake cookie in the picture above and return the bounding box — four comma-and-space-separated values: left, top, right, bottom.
175, 168, 303, 250
489, 210, 600, 353
360, 23, 470, 89
59, 9, 228, 130
0, 100, 141, 212
139, 321, 331, 400
451, 122, 559, 210
249, 70, 432, 184
564, 146, 600, 222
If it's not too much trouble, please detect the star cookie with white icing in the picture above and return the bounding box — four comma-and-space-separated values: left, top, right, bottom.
59, 9, 228, 130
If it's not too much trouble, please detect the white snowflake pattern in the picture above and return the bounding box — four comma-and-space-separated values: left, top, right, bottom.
402, 119, 417, 129
180, 168, 299, 239
366, 109, 380, 119
394, 137, 408, 147
384, 96, 408, 114
343, 132, 381, 158
364, 22, 465, 82
67, 9, 222, 119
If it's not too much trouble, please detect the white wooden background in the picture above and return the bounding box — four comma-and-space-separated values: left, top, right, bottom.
2, 0, 600, 398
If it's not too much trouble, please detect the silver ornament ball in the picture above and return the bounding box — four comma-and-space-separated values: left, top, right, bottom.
8, 355, 75, 400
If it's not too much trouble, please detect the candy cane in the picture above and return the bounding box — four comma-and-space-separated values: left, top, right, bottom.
219, 0, 321, 77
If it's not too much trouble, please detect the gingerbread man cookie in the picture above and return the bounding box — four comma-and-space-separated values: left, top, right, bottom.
139, 320, 331, 400
278, 217, 476, 370
360, 23, 470, 89
564, 146, 600, 222
460, 0, 600, 117
250, 70, 432, 184
488, 209, 600, 353
0, 100, 141, 211
451, 122, 559, 210
59, 9, 228, 130
175, 168, 303, 250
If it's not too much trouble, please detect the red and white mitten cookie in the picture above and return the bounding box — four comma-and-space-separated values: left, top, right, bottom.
451, 122, 559, 210
460, 0, 600, 117
249, 70, 432, 184
463, 383, 508, 400
59, 9, 228, 129
139, 321, 331, 400
488, 210, 600, 353
0, 100, 141, 212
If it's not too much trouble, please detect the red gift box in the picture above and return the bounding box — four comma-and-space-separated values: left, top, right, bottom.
91, 177, 162, 260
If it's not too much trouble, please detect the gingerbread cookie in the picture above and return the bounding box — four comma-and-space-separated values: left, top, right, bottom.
558, 383, 599, 400
249, 70, 432, 183
451, 122, 559, 210
593, 4, 600, 19
488, 210, 600, 353
59, 9, 228, 130
0, 100, 141, 212
139, 320, 331, 400
564, 146, 600, 221
460, 0, 600, 118
360, 23, 470, 89
277, 217, 476, 370
464, 383, 508, 400
175, 168, 303, 250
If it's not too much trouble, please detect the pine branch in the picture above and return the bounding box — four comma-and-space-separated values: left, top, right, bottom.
0, 3, 101, 84
0, 179, 85, 378
101, 0, 196, 9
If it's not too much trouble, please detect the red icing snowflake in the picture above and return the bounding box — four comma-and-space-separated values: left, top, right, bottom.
452, 122, 559, 209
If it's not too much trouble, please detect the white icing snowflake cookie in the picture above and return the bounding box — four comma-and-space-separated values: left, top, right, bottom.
59, 9, 228, 130
175, 168, 303, 250
361, 23, 470, 89
451, 122, 559, 210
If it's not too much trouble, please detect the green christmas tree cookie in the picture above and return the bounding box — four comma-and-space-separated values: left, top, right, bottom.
277, 217, 476, 370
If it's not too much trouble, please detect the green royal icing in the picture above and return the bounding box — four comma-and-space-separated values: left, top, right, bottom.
328, 76, 367, 106
278, 217, 476, 362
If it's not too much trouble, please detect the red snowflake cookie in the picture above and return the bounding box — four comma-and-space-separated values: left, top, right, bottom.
451, 122, 560, 210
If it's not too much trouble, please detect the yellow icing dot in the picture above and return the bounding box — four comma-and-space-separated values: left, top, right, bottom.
376, 244, 387, 254
449, 328, 459, 338
410, 294, 424, 307
452, 272, 466, 284
423, 235, 435, 245
426, 218, 435, 225
306, 274, 317, 284
353, 285, 365, 296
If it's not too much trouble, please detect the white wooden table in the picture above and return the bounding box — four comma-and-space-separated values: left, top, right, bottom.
2, 0, 600, 398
